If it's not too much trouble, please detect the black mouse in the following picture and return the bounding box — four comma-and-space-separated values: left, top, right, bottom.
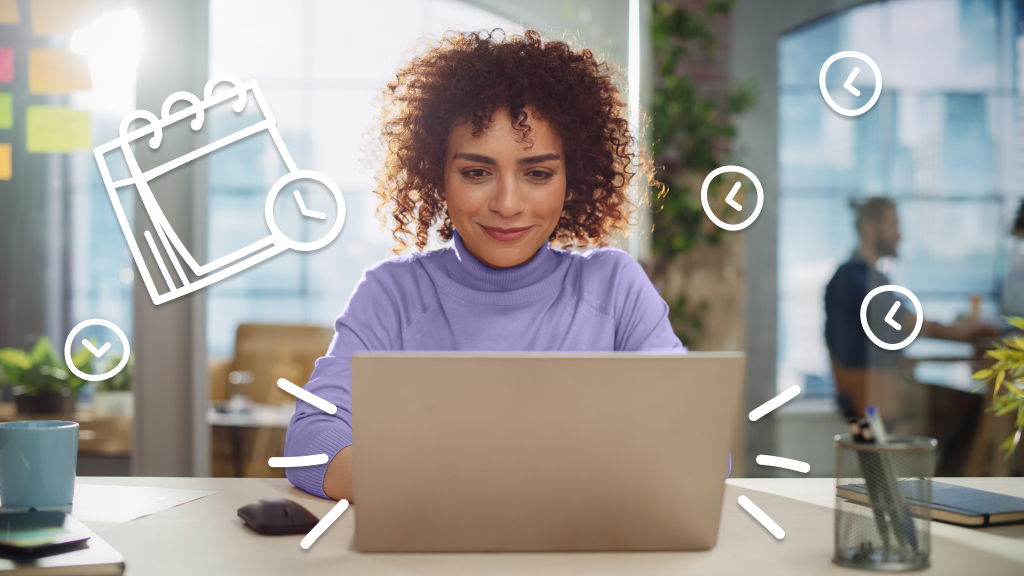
237, 498, 320, 535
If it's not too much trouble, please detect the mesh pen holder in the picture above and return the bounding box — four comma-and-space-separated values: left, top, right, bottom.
834, 434, 937, 571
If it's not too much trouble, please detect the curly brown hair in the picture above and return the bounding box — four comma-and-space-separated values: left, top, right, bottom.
373, 28, 663, 253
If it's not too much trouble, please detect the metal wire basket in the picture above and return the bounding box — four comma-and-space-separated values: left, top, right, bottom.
834, 434, 937, 571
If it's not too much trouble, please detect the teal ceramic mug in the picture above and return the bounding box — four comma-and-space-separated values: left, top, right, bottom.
0, 421, 78, 509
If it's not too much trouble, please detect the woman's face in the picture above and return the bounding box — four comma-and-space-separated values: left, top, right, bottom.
444, 107, 566, 269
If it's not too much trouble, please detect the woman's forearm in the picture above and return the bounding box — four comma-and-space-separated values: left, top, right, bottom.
323, 445, 354, 501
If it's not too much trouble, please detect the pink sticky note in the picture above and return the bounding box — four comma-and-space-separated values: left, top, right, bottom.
0, 48, 12, 83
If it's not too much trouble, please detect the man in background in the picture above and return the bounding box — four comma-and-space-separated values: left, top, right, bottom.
824, 197, 995, 474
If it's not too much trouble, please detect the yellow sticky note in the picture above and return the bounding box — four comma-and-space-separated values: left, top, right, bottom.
0, 93, 10, 129
0, 0, 19, 25
29, 50, 91, 94
26, 106, 90, 153
31, 0, 93, 35
0, 143, 10, 180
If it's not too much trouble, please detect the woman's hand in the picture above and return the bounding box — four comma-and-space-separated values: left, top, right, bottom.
323, 445, 354, 501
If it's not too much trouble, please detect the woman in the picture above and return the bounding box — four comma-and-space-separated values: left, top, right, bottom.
284, 29, 683, 501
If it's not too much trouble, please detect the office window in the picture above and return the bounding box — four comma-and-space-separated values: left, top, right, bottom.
777, 0, 1022, 397
69, 4, 140, 344
206, 0, 517, 359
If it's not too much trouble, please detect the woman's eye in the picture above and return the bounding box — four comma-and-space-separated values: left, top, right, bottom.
462, 169, 488, 179
528, 170, 554, 180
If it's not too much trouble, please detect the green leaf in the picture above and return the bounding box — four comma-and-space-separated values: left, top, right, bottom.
995, 403, 1019, 417
987, 348, 1009, 361
1000, 427, 1022, 460
28, 336, 59, 367
0, 348, 31, 385
973, 368, 993, 380
1006, 316, 1024, 331
0, 348, 31, 371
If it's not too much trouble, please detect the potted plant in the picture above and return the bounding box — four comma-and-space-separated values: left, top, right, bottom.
92, 354, 133, 418
0, 336, 91, 414
972, 316, 1024, 458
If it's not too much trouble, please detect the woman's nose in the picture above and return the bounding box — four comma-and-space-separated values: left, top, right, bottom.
489, 175, 526, 218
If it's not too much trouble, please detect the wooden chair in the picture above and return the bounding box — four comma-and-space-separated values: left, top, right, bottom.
210, 324, 333, 478
232, 324, 334, 405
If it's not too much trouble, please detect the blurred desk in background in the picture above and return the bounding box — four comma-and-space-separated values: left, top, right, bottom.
206, 403, 294, 429
0, 402, 132, 475
903, 332, 1024, 477
207, 403, 294, 479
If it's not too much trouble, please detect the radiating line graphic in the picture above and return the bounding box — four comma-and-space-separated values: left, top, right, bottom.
748, 385, 801, 421
300, 498, 349, 550
755, 454, 810, 473
268, 454, 328, 468
278, 377, 337, 414
738, 495, 785, 539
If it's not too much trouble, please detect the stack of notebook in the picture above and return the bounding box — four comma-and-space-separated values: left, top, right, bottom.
837, 480, 1024, 527
0, 512, 123, 575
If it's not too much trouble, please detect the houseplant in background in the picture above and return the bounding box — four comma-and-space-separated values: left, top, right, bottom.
0, 336, 92, 414
972, 316, 1024, 458
647, 1, 754, 347
91, 353, 133, 418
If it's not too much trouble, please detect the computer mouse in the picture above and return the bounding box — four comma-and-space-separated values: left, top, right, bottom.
237, 497, 320, 535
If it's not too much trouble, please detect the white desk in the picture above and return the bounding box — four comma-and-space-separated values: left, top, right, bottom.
77, 476, 1024, 575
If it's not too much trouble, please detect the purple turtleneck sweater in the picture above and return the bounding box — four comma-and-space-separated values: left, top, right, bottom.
284, 231, 685, 498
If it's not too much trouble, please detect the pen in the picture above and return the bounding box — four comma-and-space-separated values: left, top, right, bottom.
864, 405, 888, 445
848, 417, 891, 551
864, 405, 918, 554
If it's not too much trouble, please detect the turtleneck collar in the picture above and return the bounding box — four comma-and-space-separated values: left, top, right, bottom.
444, 229, 559, 293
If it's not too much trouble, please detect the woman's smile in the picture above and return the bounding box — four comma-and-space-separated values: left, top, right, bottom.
479, 224, 534, 243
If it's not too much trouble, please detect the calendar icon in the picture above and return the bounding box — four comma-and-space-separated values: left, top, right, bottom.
93, 73, 346, 306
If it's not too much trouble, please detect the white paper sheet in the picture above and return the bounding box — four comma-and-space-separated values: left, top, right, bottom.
72, 484, 217, 523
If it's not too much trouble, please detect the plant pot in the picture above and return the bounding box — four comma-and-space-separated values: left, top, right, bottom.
93, 390, 133, 418
14, 390, 76, 414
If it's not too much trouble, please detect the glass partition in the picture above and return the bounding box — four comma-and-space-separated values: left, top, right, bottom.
777, 0, 1022, 399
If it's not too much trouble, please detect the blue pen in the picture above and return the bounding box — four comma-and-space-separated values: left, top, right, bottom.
865, 405, 888, 444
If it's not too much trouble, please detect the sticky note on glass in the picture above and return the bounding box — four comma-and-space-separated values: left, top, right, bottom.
31, 0, 93, 35
0, 0, 19, 25
0, 143, 10, 180
29, 49, 90, 94
26, 106, 90, 152
0, 92, 11, 129
0, 47, 13, 82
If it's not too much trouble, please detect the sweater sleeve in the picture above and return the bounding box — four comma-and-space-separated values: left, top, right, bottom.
283, 266, 403, 499
608, 252, 686, 353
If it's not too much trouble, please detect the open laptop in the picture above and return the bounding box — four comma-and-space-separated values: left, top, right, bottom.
350, 352, 745, 552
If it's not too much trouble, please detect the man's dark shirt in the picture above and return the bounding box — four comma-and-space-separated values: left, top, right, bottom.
824, 252, 907, 369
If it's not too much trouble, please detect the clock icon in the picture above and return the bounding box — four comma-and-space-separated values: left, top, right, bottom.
264, 170, 347, 251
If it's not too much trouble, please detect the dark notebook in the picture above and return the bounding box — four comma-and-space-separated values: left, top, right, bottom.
837, 480, 1024, 527
0, 515, 123, 575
